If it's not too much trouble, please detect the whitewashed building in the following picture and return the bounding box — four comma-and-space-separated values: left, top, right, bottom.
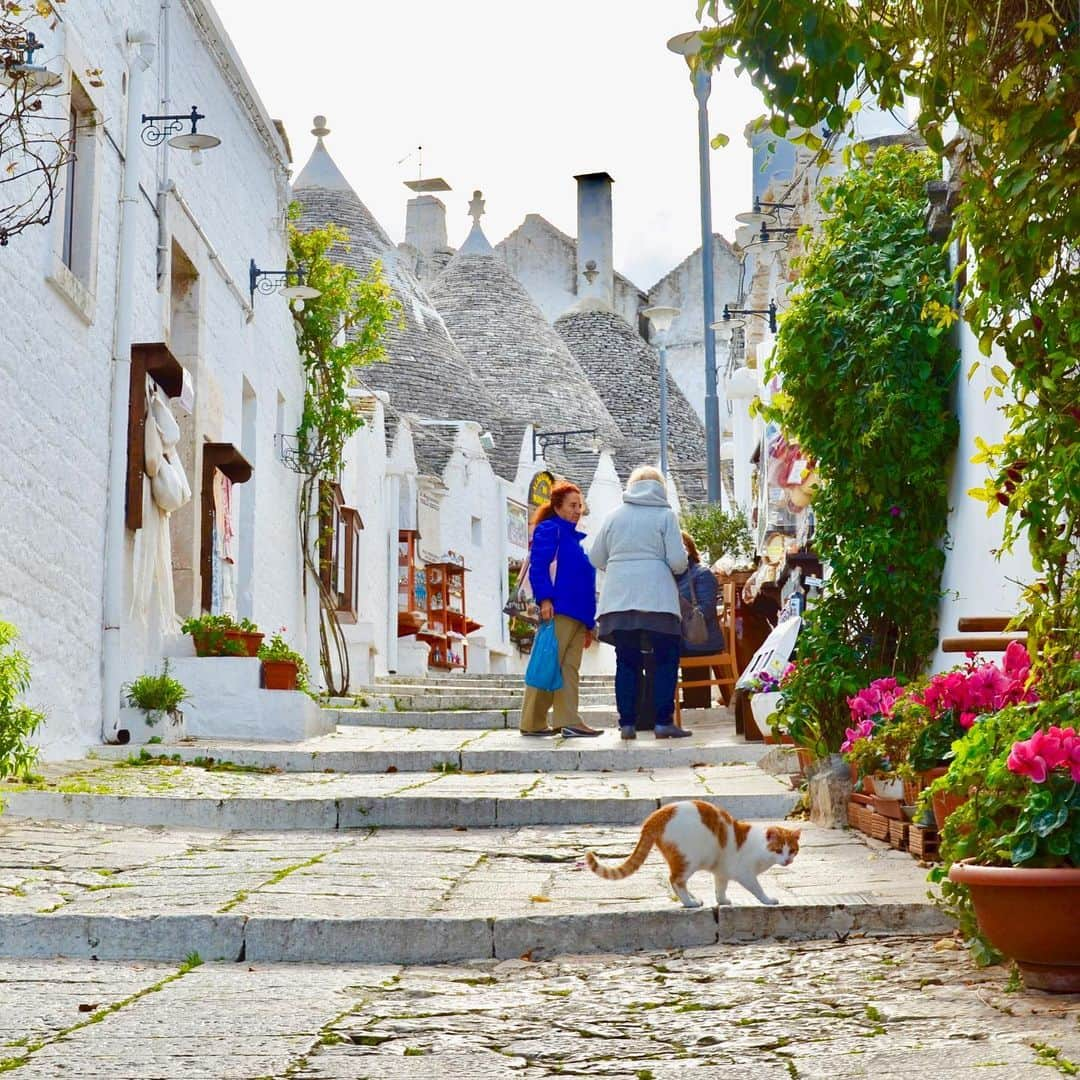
0, 1, 312, 758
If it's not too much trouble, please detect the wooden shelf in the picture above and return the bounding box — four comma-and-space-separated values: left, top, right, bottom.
203, 442, 253, 485
421, 561, 476, 669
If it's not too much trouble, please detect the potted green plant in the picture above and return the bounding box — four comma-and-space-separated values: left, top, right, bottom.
119, 660, 189, 744
225, 617, 265, 658
928, 686, 1080, 992
180, 613, 246, 657
258, 630, 309, 692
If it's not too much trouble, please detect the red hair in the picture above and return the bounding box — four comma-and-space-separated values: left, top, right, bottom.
532, 480, 582, 526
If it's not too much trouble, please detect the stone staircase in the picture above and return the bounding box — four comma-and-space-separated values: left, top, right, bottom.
0, 672, 950, 965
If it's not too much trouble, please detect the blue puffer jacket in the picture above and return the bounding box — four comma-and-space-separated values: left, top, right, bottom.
529, 516, 597, 630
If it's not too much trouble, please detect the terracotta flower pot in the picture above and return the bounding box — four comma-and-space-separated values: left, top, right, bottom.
932, 790, 966, 831
227, 630, 265, 658
948, 862, 1080, 992
262, 659, 298, 691
904, 766, 949, 807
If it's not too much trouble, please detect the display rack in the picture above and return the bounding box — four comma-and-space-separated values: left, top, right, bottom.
417, 560, 480, 669
396, 530, 427, 637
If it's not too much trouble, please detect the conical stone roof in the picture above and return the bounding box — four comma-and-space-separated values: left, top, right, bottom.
554, 308, 708, 503
291, 119, 503, 478
429, 207, 623, 485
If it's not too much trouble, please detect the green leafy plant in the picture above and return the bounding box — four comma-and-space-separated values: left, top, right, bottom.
179, 613, 246, 657
0, 620, 44, 780
758, 145, 958, 752
122, 660, 188, 727
680, 504, 756, 566
289, 208, 401, 695
257, 630, 311, 694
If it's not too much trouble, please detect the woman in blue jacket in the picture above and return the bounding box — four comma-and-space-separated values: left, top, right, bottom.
520, 480, 602, 738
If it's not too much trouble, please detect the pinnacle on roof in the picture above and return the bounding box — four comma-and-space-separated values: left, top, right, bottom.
457, 190, 493, 255
293, 116, 353, 193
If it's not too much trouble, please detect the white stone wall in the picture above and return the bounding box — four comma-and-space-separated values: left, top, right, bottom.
495, 215, 643, 327
0, 0, 308, 758
931, 325, 1033, 672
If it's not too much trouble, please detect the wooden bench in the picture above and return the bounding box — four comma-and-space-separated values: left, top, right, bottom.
941, 616, 1027, 654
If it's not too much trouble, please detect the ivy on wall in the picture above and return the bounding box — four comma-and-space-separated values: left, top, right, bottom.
759, 146, 958, 752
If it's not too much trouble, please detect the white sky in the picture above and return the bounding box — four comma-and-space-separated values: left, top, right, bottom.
212, 0, 766, 290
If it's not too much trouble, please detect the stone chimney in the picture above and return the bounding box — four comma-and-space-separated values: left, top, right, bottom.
404, 195, 448, 258
574, 172, 614, 311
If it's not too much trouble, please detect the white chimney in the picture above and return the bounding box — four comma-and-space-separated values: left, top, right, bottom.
575, 172, 614, 311
404, 195, 448, 257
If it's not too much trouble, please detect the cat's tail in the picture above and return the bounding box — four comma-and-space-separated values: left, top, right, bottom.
585, 823, 657, 881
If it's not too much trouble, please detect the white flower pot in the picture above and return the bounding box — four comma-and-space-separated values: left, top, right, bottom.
750, 691, 783, 731
117, 706, 186, 745
871, 775, 905, 800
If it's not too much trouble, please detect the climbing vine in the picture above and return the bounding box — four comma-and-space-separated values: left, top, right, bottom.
760, 146, 958, 752
696, 0, 1080, 696
288, 208, 400, 694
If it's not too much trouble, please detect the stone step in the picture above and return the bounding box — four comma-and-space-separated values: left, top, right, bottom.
360, 691, 616, 712
0, 762, 799, 829
372, 675, 614, 688
92, 721, 774, 775
0, 819, 950, 965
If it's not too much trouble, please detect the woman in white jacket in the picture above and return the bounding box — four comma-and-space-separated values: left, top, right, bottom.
589, 466, 691, 739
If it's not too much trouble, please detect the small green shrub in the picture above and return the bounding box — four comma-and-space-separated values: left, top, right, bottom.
680, 504, 755, 566
258, 631, 310, 693
179, 613, 248, 656
122, 660, 189, 726
0, 621, 45, 780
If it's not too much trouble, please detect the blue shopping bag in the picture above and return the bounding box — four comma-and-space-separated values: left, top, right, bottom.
525, 619, 563, 692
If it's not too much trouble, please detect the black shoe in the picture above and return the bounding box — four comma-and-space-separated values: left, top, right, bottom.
620, 726, 637, 741
560, 725, 603, 738
520, 728, 558, 737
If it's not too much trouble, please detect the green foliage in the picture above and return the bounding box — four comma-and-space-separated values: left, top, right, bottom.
288, 207, 401, 695
698, 0, 1080, 698
0, 621, 43, 780
925, 701, 1044, 961
122, 660, 188, 726
179, 613, 248, 657
257, 631, 311, 693
762, 146, 958, 751
680, 504, 755, 565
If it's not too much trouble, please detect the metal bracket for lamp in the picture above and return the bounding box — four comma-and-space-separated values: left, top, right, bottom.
735, 197, 796, 226
140, 106, 221, 162
532, 428, 600, 461
249, 259, 321, 309
721, 300, 779, 335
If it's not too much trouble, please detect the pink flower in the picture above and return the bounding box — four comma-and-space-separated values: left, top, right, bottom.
958, 712, 976, 730
1007, 739, 1050, 783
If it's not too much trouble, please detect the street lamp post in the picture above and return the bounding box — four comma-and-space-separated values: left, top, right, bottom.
668, 32, 721, 503
642, 306, 681, 477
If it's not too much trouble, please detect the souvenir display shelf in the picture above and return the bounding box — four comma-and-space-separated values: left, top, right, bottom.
396, 530, 427, 637
417, 560, 480, 670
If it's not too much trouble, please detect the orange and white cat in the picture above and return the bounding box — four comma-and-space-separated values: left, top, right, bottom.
586, 800, 800, 908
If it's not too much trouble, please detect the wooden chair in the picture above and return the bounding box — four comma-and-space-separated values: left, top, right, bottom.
674, 583, 740, 727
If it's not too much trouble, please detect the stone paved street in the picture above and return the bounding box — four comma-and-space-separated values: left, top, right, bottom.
3, 937, 1080, 1078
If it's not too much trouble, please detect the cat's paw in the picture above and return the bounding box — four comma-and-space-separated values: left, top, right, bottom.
715, 896, 731, 906
681, 897, 704, 909
761, 895, 780, 906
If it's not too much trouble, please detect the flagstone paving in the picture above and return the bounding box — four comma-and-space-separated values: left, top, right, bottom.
0, 818, 947, 964
89, 717, 774, 773
1, 937, 1078, 1078
0, 758, 800, 830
